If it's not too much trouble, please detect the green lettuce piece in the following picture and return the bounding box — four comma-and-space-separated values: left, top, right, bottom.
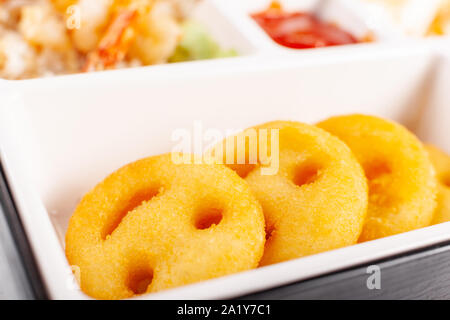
169, 21, 238, 63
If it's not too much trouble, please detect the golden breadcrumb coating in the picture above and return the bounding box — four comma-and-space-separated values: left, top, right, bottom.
213, 120, 368, 266
66, 153, 265, 299
318, 114, 437, 242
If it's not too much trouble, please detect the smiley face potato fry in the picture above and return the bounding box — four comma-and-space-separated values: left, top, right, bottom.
318, 114, 438, 242
65, 153, 265, 300
211, 120, 368, 266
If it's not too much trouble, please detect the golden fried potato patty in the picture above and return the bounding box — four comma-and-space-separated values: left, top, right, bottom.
213, 121, 368, 266
66, 153, 265, 299
318, 114, 437, 242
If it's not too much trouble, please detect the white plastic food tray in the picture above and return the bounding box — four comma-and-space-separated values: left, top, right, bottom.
0, 0, 449, 299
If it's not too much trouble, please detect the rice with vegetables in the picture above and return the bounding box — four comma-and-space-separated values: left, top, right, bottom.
0, 0, 235, 79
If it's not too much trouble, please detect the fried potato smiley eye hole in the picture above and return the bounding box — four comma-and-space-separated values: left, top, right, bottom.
127, 267, 154, 295
293, 162, 321, 187
364, 160, 392, 180
265, 224, 275, 241
442, 173, 450, 188
194, 207, 223, 230
102, 187, 160, 239
237, 164, 257, 179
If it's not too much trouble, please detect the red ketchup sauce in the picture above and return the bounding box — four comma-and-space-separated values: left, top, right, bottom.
251, 2, 359, 49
